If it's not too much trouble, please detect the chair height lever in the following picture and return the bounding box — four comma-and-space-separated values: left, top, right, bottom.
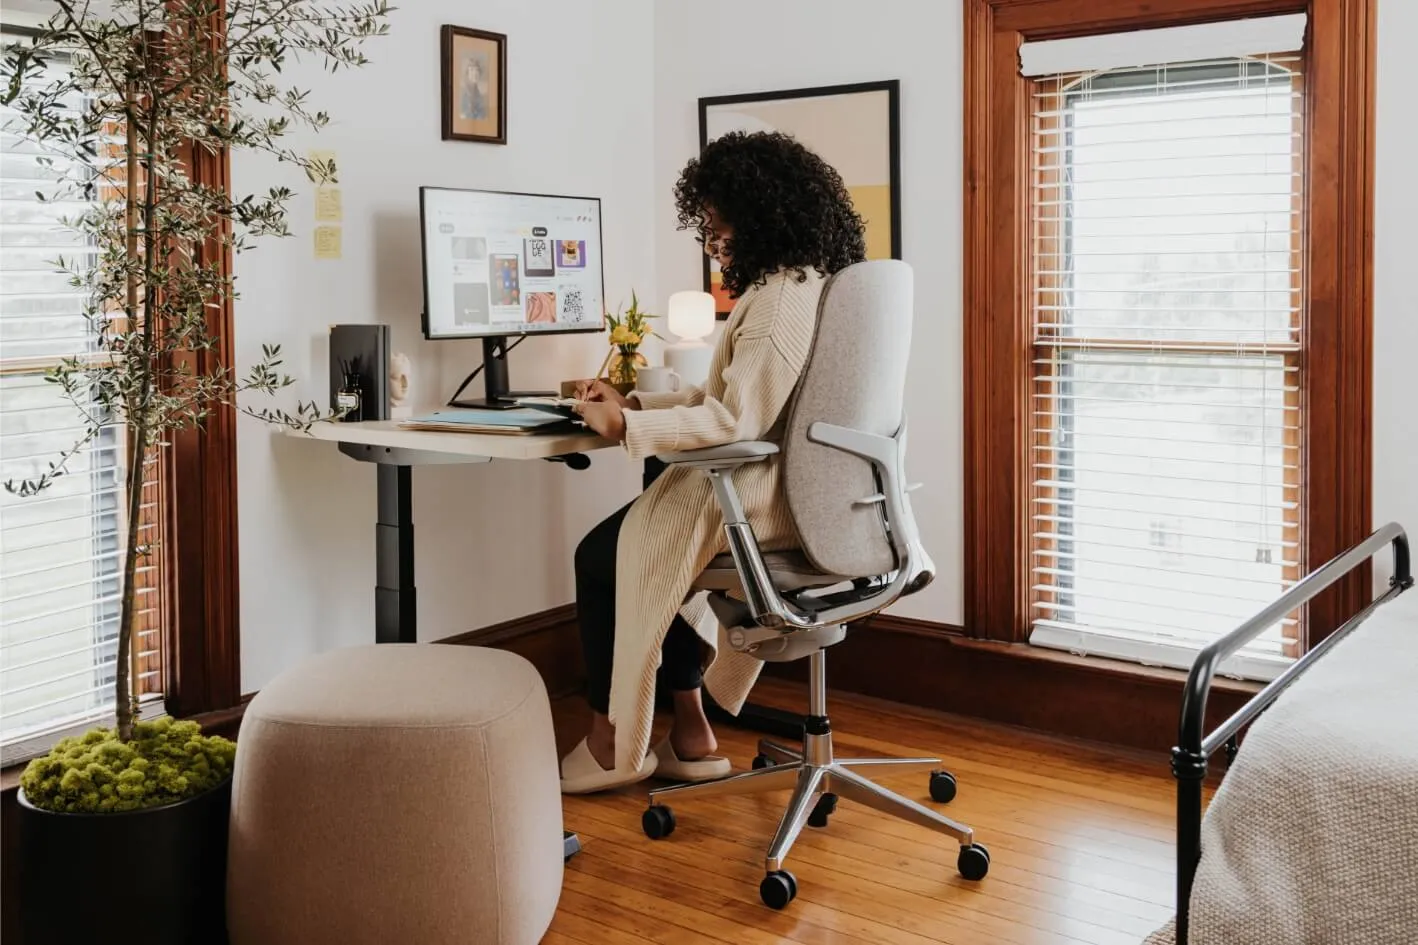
853, 482, 922, 507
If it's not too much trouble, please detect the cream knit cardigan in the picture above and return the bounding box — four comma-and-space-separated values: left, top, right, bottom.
609, 268, 825, 772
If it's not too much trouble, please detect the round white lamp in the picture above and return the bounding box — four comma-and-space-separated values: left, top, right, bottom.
663, 290, 716, 386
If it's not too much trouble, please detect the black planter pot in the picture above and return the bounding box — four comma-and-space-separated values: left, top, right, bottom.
17, 776, 232, 945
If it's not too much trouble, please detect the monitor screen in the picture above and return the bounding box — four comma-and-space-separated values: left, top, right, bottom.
420, 187, 605, 340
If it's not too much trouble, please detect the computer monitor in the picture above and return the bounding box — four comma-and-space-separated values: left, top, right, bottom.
420, 186, 605, 407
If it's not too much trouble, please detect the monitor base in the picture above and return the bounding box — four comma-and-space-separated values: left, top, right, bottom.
445, 337, 559, 410
449, 391, 556, 411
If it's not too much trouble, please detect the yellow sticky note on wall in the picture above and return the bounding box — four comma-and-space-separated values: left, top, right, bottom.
306, 149, 338, 184
315, 187, 343, 223
314, 226, 342, 260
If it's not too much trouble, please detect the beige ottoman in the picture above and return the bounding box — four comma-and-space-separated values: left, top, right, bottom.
227, 644, 563, 945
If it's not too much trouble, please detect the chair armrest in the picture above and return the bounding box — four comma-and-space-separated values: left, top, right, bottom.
656, 442, 780, 468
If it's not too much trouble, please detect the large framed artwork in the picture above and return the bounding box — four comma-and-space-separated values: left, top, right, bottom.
697, 80, 901, 316
441, 26, 507, 144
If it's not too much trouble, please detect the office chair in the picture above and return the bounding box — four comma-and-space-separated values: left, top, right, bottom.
639, 260, 988, 909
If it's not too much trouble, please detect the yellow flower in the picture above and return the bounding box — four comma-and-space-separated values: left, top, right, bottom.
609, 325, 641, 346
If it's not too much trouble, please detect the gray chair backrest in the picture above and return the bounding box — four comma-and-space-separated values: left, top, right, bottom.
783, 260, 914, 579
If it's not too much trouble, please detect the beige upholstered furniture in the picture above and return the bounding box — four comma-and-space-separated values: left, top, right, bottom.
227, 644, 563, 945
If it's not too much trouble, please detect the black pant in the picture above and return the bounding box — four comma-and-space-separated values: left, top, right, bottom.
577, 458, 703, 715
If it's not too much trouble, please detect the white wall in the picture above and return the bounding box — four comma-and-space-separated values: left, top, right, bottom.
237, 0, 1414, 688
1373, 0, 1418, 588
653, 0, 967, 623
653, 0, 1416, 614
234, 1, 653, 690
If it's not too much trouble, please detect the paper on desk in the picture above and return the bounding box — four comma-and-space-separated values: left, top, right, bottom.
517, 396, 580, 420
398, 408, 576, 435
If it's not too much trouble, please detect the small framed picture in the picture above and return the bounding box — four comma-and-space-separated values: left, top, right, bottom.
441, 26, 506, 144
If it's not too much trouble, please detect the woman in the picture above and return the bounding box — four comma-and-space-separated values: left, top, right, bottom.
561, 131, 866, 794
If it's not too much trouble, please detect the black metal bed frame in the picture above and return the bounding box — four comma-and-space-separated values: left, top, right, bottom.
1171, 522, 1413, 944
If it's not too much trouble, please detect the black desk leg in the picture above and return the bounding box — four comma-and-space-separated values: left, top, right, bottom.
375, 465, 417, 644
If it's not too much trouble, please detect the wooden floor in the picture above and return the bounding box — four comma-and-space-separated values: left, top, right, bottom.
551, 678, 1200, 945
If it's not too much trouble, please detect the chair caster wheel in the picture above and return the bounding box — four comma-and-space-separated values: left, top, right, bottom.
641, 805, 676, 840
808, 792, 837, 828
957, 842, 990, 881
760, 870, 798, 909
929, 770, 958, 804
752, 753, 774, 770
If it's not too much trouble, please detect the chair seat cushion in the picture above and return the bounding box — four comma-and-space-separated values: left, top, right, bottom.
694, 550, 847, 592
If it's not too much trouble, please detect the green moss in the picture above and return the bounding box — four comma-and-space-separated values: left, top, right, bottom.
20, 717, 235, 814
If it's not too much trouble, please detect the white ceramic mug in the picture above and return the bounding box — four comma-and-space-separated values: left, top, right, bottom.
636, 366, 682, 394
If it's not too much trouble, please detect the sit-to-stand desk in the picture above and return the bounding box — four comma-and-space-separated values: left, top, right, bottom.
291, 419, 808, 856
292, 420, 615, 644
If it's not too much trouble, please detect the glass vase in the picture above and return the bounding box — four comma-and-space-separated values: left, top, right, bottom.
608, 348, 647, 392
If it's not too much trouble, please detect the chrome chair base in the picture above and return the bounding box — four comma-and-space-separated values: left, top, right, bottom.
641, 654, 991, 908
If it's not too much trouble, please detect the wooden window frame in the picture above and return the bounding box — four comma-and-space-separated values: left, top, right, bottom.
963, 0, 1375, 650
162, 138, 240, 718
162, 0, 241, 719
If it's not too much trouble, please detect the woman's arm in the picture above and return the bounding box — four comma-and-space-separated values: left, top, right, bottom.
620, 284, 812, 461
629, 386, 707, 411
574, 379, 704, 411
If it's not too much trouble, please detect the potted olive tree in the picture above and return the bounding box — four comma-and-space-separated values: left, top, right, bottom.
2, 2, 389, 942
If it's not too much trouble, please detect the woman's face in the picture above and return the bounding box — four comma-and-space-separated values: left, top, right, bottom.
701, 205, 733, 269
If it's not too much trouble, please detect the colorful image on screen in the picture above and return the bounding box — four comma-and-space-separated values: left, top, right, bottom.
422, 189, 603, 339
556, 240, 586, 269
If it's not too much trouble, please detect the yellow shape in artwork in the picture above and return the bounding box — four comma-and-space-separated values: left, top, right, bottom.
847, 184, 893, 259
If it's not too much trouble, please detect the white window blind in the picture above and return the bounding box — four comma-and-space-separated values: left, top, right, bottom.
1027, 50, 1304, 682
1, 29, 162, 764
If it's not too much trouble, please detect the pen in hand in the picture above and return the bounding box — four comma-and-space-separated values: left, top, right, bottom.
581, 347, 615, 404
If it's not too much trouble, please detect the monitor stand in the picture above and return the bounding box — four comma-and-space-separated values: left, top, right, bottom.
448, 336, 555, 410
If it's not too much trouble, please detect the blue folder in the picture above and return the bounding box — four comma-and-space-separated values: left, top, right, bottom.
397, 408, 575, 434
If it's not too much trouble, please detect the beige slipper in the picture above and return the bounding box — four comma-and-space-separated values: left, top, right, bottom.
559, 738, 658, 795
652, 738, 732, 783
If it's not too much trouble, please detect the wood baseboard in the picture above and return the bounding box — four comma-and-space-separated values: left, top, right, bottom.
437, 604, 584, 698
182, 607, 584, 744
189, 693, 255, 741
193, 606, 1252, 755
435, 604, 1257, 754
764, 614, 1260, 752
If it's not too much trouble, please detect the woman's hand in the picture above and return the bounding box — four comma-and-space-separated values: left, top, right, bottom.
573, 379, 634, 409
575, 400, 628, 442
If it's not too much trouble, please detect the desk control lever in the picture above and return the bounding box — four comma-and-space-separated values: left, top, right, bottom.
545, 453, 591, 471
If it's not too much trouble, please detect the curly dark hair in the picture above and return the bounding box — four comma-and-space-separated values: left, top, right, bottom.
674, 131, 866, 299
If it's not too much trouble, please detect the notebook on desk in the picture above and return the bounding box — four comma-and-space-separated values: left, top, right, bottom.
515, 396, 581, 420
397, 408, 578, 435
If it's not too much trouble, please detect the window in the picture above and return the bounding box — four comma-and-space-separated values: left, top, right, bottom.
0, 28, 165, 762
963, 0, 1375, 675
1028, 55, 1303, 680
